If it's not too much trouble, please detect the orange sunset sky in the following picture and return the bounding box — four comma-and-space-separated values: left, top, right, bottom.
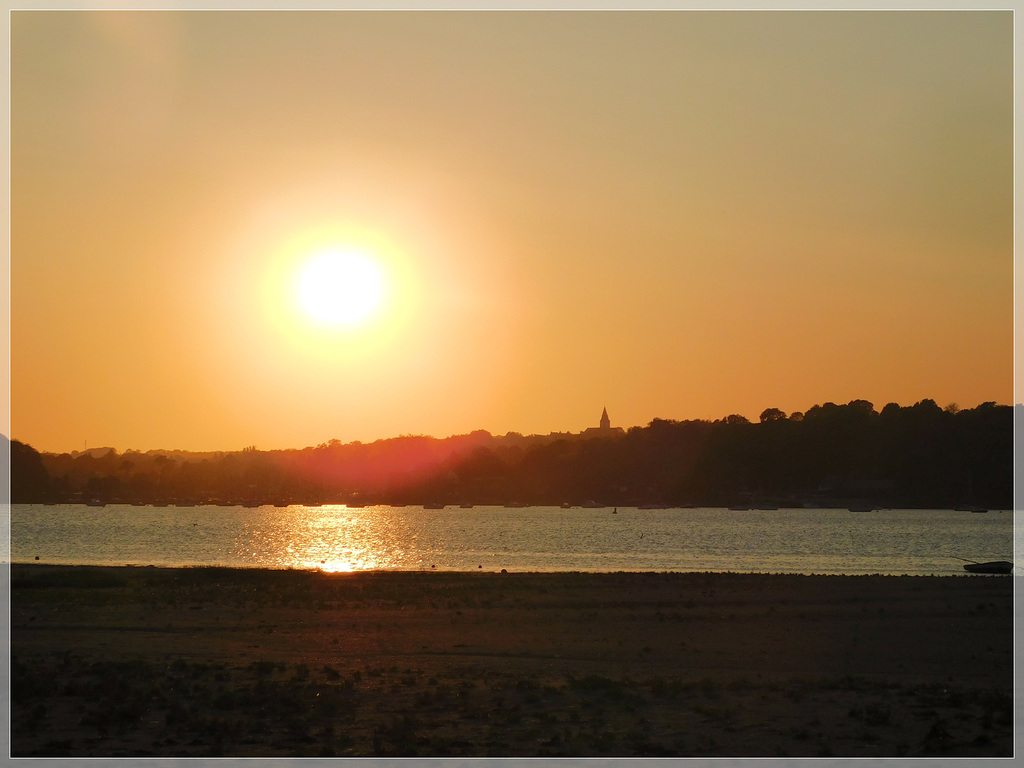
9, 10, 1014, 454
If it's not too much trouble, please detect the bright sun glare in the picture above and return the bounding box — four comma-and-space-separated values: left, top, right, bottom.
296, 249, 384, 327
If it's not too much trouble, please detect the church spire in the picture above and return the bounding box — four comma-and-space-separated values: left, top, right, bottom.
600, 407, 610, 430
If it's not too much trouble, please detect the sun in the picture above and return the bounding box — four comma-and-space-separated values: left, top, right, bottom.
295, 249, 384, 327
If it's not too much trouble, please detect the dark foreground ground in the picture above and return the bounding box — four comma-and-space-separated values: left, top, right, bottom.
8, 564, 1015, 757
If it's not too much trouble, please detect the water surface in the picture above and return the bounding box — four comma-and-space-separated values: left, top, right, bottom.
9, 504, 1014, 576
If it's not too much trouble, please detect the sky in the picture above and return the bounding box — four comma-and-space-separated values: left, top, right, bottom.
10, 9, 1014, 454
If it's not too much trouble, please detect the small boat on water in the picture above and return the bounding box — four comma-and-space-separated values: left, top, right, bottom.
962, 560, 1013, 574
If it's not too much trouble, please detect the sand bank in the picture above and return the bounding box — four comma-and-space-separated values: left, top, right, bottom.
9, 564, 1014, 757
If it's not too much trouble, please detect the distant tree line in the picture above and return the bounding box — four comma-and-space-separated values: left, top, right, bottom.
7, 399, 1014, 509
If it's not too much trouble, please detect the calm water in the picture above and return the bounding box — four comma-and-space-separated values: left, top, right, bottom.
7, 504, 1015, 576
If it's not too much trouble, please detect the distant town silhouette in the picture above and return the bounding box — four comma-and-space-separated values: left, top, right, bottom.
8, 400, 1013, 509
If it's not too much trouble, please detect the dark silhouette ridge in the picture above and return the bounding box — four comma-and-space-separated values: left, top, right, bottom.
8, 437, 58, 503
10, 400, 1014, 509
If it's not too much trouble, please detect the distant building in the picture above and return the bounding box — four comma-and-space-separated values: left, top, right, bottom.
581, 407, 625, 438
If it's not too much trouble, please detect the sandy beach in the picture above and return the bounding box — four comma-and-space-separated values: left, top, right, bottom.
9, 564, 1014, 757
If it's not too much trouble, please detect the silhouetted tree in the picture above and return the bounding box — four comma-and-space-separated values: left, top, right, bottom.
11, 439, 54, 502
721, 414, 751, 425
759, 408, 787, 423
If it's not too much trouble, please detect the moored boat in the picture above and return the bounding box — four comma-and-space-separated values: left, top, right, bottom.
962, 560, 1013, 574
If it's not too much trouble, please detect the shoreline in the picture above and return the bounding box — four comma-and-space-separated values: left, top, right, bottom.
10, 564, 1014, 757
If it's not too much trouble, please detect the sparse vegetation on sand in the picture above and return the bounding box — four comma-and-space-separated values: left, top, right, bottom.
10, 565, 1013, 757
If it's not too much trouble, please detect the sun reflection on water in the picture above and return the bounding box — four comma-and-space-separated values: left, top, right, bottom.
235, 505, 417, 572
